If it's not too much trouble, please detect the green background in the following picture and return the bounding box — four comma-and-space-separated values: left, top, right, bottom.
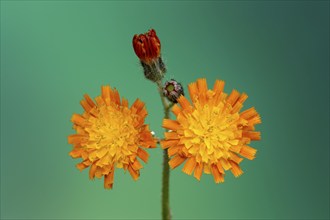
1, 1, 329, 219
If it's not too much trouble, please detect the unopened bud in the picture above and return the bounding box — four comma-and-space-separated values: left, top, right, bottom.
163, 79, 184, 103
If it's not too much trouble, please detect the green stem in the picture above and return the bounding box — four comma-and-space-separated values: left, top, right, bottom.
157, 81, 171, 220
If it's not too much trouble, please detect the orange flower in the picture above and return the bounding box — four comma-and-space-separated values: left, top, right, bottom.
133, 29, 161, 64
68, 86, 156, 189
161, 78, 261, 183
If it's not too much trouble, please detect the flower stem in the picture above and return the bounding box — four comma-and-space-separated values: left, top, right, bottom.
156, 81, 171, 220
162, 147, 170, 220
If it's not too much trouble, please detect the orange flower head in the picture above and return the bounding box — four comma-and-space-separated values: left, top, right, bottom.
68, 86, 156, 189
161, 78, 261, 183
133, 29, 161, 64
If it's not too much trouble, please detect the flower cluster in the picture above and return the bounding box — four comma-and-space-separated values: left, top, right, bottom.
68, 28, 262, 190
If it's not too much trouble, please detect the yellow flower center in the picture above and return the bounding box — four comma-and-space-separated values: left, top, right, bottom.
85, 104, 139, 168
182, 101, 241, 164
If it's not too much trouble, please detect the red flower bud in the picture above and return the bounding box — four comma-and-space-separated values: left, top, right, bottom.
133, 29, 161, 64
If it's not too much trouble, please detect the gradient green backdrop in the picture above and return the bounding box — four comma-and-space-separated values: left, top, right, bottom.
1, 1, 329, 219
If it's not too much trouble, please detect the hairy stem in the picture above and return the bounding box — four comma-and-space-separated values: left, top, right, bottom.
157, 81, 171, 220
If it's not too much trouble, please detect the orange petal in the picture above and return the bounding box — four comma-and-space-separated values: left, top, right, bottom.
74, 125, 87, 135
128, 165, 139, 181
89, 163, 97, 179
172, 104, 182, 116
242, 131, 261, 140
237, 93, 248, 105
220, 158, 232, 170
226, 89, 240, 106
84, 94, 95, 108
162, 119, 181, 130
194, 163, 203, 181
231, 102, 243, 113
169, 155, 186, 169
132, 159, 143, 170
80, 99, 92, 113
188, 82, 198, 103
211, 164, 224, 183
240, 145, 257, 160
213, 80, 225, 94
196, 78, 208, 104
177, 96, 192, 111
229, 161, 243, 177
69, 149, 83, 158
74, 124, 85, 134
240, 107, 258, 120
131, 98, 145, 113
101, 165, 112, 175
68, 134, 88, 144
216, 161, 225, 174
243, 125, 255, 131
168, 145, 181, 157
121, 97, 129, 108
229, 152, 243, 164
164, 132, 179, 140
111, 88, 121, 106
95, 168, 104, 179
248, 115, 262, 126
231, 93, 248, 113
76, 161, 90, 171
229, 145, 242, 153
204, 165, 211, 174
197, 78, 208, 94
137, 148, 149, 163
101, 85, 111, 106
138, 107, 147, 118
160, 139, 179, 149
182, 157, 197, 175
104, 167, 115, 189
139, 124, 152, 135
71, 114, 87, 126
95, 96, 105, 106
